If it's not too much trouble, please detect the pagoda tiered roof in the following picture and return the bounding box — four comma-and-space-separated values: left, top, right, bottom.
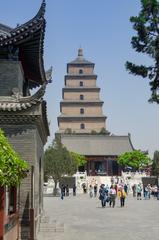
67, 48, 95, 72
60, 99, 104, 103
58, 115, 107, 121
65, 75, 97, 79
62, 86, 100, 92
0, 0, 47, 88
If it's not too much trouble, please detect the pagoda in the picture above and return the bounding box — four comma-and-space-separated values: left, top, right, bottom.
58, 49, 134, 176
58, 48, 107, 134
0, 1, 50, 239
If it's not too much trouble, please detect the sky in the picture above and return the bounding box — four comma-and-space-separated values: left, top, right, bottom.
0, 0, 159, 158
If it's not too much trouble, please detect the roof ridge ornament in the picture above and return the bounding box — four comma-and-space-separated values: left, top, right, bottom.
45, 66, 53, 83
11, 0, 46, 32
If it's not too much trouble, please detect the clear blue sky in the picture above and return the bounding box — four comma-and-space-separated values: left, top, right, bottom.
1, 0, 159, 158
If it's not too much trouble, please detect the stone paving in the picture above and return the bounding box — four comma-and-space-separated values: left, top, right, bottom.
37, 193, 159, 240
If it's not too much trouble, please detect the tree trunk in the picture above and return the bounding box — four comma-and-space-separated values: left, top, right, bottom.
53, 180, 58, 196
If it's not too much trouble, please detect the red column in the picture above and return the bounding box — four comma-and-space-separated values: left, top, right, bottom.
0, 187, 4, 240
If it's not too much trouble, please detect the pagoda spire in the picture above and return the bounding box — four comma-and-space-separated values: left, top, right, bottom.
78, 48, 83, 57
77, 47, 84, 61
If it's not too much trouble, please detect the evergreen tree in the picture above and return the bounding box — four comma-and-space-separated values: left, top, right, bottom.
126, 0, 159, 103
44, 135, 78, 194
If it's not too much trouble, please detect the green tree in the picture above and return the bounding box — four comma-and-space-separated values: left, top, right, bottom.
99, 127, 110, 135
117, 150, 151, 170
70, 152, 86, 168
91, 130, 97, 135
44, 136, 78, 194
64, 128, 72, 134
151, 150, 159, 176
126, 0, 159, 103
0, 129, 28, 186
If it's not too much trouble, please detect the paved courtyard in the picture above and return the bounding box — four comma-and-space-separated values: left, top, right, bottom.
37, 193, 159, 240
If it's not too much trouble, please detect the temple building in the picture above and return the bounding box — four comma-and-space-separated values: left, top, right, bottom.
58, 49, 134, 176
0, 1, 50, 239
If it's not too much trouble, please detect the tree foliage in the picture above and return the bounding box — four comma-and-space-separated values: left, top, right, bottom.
70, 152, 86, 167
151, 150, 159, 176
117, 150, 151, 170
0, 129, 29, 186
44, 136, 79, 187
126, 0, 159, 103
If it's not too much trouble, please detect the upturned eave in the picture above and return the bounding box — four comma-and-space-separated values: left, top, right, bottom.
0, 0, 47, 89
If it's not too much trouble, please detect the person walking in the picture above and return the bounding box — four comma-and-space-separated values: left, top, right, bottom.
147, 184, 151, 199
124, 184, 128, 195
118, 188, 126, 207
73, 184, 76, 196
60, 184, 65, 200
109, 185, 117, 208
94, 184, 98, 197
144, 185, 148, 200
89, 185, 93, 198
157, 186, 159, 200
132, 184, 136, 197
99, 184, 107, 208
136, 183, 142, 200
82, 183, 87, 194
66, 184, 69, 196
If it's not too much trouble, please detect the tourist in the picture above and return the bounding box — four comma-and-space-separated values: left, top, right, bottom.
66, 184, 69, 196
157, 186, 159, 200
132, 184, 136, 197
89, 185, 93, 198
99, 184, 107, 208
144, 185, 148, 200
124, 184, 128, 195
154, 185, 158, 198
94, 184, 98, 197
147, 184, 151, 199
82, 183, 87, 194
60, 184, 65, 200
109, 185, 117, 208
118, 187, 126, 207
62, 185, 66, 196
73, 184, 76, 196
136, 183, 142, 200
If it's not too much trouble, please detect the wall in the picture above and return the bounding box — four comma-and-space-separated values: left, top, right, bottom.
64, 92, 99, 100
59, 121, 106, 132
0, 60, 24, 96
66, 79, 96, 87
62, 106, 103, 115
1, 124, 43, 240
68, 66, 94, 75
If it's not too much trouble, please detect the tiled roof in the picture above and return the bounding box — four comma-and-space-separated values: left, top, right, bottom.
0, 0, 47, 88
0, 84, 46, 111
61, 134, 134, 156
69, 58, 94, 65
58, 114, 106, 119
0, 23, 12, 36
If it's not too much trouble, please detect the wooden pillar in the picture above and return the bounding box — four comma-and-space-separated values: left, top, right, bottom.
0, 187, 4, 240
